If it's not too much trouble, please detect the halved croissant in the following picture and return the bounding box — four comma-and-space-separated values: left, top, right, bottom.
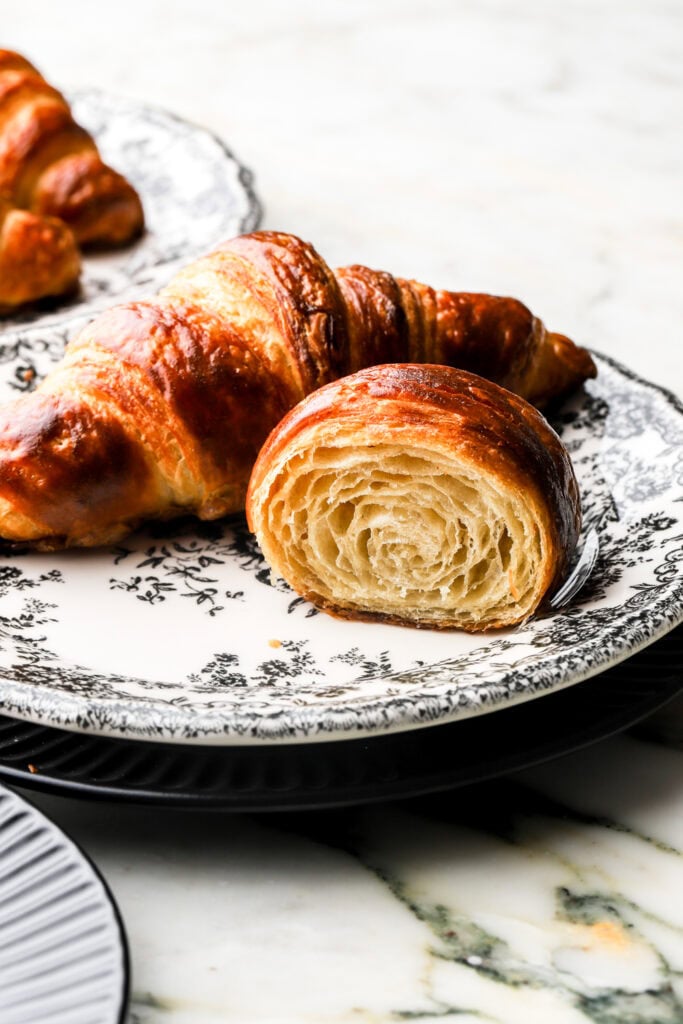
0, 191, 80, 313
247, 364, 582, 631
0, 49, 143, 246
0, 231, 594, 549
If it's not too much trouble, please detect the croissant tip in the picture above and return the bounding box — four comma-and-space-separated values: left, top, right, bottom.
550, 332, 597, 379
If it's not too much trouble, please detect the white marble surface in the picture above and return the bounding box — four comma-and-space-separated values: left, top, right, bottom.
20, 728, 683, 1024
2, 1, 683, 1021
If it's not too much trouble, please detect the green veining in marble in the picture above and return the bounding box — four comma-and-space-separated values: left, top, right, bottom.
556, 887, 683, 1023
394, 1009, 491, 1020
574, 989, 683, 1024
380, 866, 683, 1023
260, 780, 683, 1024
374, 864, 540, 991
360, 821, 683, 1023
557, 888, 634, 929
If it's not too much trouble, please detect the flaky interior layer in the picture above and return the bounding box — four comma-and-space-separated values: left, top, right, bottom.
260, 444, 547, 627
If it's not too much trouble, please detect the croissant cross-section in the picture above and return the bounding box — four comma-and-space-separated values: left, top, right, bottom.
246, 364, 582, 631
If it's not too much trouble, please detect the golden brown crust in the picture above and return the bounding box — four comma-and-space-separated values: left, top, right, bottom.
0, 50, 143, 247
0, 390, 157, 545
0, 230, 593, 549
247, 364, 582, 631
165, 232, 350, 401
336, 265, 410, 371
0, 51, 39, 75
33, 151, 144, 248
65, 299, 294, 517
0, 193, 80, 312
337, 267, 596, 406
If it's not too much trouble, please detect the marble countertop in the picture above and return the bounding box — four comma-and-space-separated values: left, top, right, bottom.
4, 1, 683, 1021
23, 722, 683, 1024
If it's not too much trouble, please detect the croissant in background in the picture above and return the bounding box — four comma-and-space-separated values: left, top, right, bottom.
0, 191, 80, 312
0, 49, 143, 247
247, 364, 582, 631
0, 231, 596, 550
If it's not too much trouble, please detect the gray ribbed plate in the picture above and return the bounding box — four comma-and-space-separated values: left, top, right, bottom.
0, 784, 128, 1024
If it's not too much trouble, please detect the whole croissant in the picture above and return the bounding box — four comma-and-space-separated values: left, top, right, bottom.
0, 191, 80, 312
0, 49, 143, 246
0, 231, 595, 549
247, 364, 582, 630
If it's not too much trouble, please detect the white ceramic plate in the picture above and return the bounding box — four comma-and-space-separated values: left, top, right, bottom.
0, 783, 128, 1024
0, 348, 680, 745
1, 89, 261, 333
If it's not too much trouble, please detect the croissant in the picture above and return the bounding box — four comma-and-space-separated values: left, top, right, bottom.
247, 364, 582, 631
0, 191, 80, 312
0, 230, 595, 550
0, 49, 143, 246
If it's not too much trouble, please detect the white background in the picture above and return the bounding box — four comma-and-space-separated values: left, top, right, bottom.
4, 0, 682, 395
